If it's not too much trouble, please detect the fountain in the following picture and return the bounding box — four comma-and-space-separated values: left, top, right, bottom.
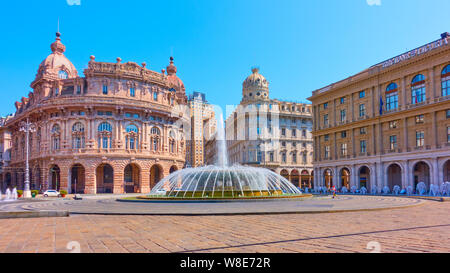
147, 114, 303, 200
382, 186, 390, 195
350, 186, 357, 194
416, 182, 427, 195
406, 185, 414, 195
430, 184, 439, 196
341, 187, 348, 194
1, 188, 18, 202
360, 187, 367, 195
392, 185, 401, 195
370, 187, 377, 195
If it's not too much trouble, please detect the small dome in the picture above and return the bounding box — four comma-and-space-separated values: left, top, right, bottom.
243, 68, 269, 92
165, 57, 185, 94
33, 33, 77, 86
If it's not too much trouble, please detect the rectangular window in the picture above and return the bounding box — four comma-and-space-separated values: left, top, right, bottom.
130, 88, 135, 97
325, 146, 330, 159
359, 104, 365, 117
443, 77, 450, 97
125, 113, 132, 118
341, 143, 347, 156
390, 135, 397, 150
360, 140, 366, 153
97, 111, 104, 116
389, 120, 398, 129
415, 115, 424, 124
323, 103, 328, 109
360, 127, 367, 135
292, 154, 297, 163
324, 134, 329, 141
446, 110, 450, 118
282, 153, 286, 163
447, 127, 450, 143
359, 91, 365, 98
269, 152, 274, 162
105, 111, 113, 116
416, 131, 424, 147
340, 110, 346, 122
340, 97, 345, 104
324, 114, 329, 126
76, 85, 81, 94
341, 131, 347, 138
386, 92, 398, 111
292, 129, 296, 137
102, 85, 108, 95
412, 85, 426, 104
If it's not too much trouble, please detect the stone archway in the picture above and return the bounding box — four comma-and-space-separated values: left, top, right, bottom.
323, 169, 333, 188
150, 164, 163, 189
49, 165, 61, 191
4, 173, 11, 190
124, 164, 140, 193
413, 161, 430, 190
358, 166, 370, 190
340, 167, 350, 189
387, 164, 402, 191
169, 165, 178, 174
301, 170, 310, 189
280, 169, 289, 181
70, 164, 85, 194
290, 170, 300, 187
96, 164, 114, 193
443, 160, 450, 182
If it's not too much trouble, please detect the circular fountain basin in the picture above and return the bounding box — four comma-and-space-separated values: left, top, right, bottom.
144, 165, 304, 201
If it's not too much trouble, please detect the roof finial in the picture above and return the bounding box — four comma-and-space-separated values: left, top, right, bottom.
56, 18, 61, 39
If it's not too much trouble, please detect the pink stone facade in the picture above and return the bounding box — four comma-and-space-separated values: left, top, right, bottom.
3, 33, 188, 194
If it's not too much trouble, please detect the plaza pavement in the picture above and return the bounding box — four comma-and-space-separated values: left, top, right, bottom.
0, 197, 448, 253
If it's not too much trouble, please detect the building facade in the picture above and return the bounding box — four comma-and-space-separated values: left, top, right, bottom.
0, 116, 12, 191
226, 68, 314, 188
3, 32, 188, 194
186, 92, 217, 167
308, 32, 450, 193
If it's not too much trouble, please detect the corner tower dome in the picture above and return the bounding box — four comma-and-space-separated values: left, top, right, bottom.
32, 32, 78, 88
166, 56, 186, 94
242, 67, 269, 102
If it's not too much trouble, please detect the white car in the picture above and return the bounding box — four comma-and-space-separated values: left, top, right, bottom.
43, 190, 61, 197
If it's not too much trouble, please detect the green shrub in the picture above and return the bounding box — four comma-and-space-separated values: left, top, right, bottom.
17, 190, 23, 195
31, 190, 39, 196
60, 190, 68, 195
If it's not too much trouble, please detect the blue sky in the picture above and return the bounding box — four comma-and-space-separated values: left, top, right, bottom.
0, 0, 449, 118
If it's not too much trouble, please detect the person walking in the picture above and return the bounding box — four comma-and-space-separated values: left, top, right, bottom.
331, 185, 336, 199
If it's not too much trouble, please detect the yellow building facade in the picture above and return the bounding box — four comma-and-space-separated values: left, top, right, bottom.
308, 33, 450, 193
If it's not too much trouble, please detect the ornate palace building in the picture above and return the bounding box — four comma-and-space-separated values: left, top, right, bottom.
2, 32, 188, 194
226, 68, 314, 188
308, 32, 450, 193
186, 92, 216, 167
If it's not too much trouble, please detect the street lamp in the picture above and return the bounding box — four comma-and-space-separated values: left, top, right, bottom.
19, 118, 36, 198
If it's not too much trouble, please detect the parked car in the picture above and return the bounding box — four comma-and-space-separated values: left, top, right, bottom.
43, 190, 61, 197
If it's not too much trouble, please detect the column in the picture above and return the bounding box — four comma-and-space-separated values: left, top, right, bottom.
429, 66, 436, 100
351, 165, 356, 188
404, 160, 411, 189
84, 166, 96, 194
402, 76, 407, 109
431, 111, 437, 149
370, 164, 376, 192
432, 157, 439, 186
351, 128, 356, 157
333, 166, 339, 188
141, 169, 150, 193
403, 117, 409, 152
350, 93, 355, 122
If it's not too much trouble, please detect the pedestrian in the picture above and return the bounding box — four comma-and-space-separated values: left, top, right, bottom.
331, 185, 336, 199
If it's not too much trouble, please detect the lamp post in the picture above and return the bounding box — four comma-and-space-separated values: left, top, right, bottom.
19, 118, 36, 198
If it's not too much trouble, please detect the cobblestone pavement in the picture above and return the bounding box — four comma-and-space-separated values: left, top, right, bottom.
0, 200, 448, 253
0, 195, 424, 215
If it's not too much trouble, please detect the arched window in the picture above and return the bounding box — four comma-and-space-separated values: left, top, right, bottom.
151, 127, 161, 151
386, 82, 399, 111
72, 122, 85, 149
98, 122, 112, 149
442, 65, 450, 97
411, 74, 426, 104
125, 124, 139, 150
51, 124, 60, 150
58, 70, 68, 80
